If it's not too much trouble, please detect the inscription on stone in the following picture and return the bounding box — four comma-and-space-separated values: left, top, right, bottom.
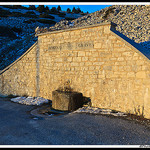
45, 41, 94, 52
48, 45, 62, 51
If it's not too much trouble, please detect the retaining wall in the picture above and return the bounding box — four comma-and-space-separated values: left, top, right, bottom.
0, 42, 38, 97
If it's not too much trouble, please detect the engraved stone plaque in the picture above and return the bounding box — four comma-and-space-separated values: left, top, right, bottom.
46, 41, 94, 52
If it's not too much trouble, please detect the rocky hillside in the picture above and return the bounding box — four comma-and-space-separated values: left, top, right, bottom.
38, 5, 150, 50
0, 5, 85, 70
0, 5, 150, 70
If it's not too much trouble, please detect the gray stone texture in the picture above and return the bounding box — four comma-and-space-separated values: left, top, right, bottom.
52, 90, 83, 111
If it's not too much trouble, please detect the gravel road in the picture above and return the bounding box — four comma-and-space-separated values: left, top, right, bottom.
0, 98, 150, 147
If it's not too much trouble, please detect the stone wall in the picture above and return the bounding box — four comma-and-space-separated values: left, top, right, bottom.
1, 22, 150, 118
38, 22, 150, 118
0, 42, 37, 97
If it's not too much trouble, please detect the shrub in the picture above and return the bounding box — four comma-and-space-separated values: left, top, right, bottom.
37, 19, 56, 24
36, 5, 45, 13
0, 8, 12, 17
57, 5, 61, 12
67, 8, 71, 13
23, 11, 38, 18
23, 19, 36, 23
28, 5, 36, 10
50, 7, 57, 13
8, 12, 23, 17
72, 7, 82, 14
0, 26, 17, 39
65, 17, 75, 21
11, 27, 22, 34
39, 13, 55, 19
58, 12, 66, 17
8, 11, 38, 18
24, 11, 36, 15
2, 5, 28, 10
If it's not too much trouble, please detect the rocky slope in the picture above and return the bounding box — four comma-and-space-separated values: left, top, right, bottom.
0, 5, 84, 70
38, 5, 150, 50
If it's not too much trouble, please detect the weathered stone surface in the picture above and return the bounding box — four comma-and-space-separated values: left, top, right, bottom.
0, 42, 37, 97
1, 22, 150, 119
52, 90, 83, 111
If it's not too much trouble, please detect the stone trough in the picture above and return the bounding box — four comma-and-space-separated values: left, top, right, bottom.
31, 89, 85, 118
52, 90, 84, 112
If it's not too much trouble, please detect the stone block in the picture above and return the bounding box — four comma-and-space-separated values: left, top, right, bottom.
122, 52, 133, 57
117, 57, 124, 61
127, 72, 135, 78
136, 71, 146, 78
103, 66, 112, 71
94, 42, 102, 49
78, 51, 85, 57
73, 57, 81, 62
103, 25, 110, 34
67, 57, 72, 62
82, 57, 88, 61
52, 90, 83, 111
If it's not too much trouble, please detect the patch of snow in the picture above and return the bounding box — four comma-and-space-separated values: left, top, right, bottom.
11, 96, 49, 106
73, 106, 127, 117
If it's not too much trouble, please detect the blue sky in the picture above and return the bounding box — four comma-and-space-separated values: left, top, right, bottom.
21, 2, 146, 13
23, 4, 111, 13
2, 2, 146, 14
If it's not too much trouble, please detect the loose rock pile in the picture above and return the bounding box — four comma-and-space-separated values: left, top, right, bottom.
37, 5, 150, 50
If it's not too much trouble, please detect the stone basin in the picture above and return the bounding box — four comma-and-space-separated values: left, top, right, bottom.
52, 90, 83, 111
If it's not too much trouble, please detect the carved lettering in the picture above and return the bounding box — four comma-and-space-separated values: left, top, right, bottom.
46, 41, 93, 52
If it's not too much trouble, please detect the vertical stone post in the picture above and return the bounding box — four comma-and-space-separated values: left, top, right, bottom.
36, 40, 40, 97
